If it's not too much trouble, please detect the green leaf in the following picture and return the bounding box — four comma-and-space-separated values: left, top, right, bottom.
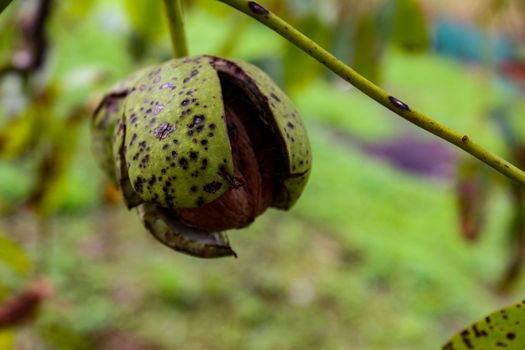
0, 3, 17, 61
443, 300, 525, 349
386, 0, 430, 52
38, 323, 91, 350
0, 233, 31, 275
30, 115, 81, 217
62, 0, 96, 18
0, 110, 37, 160
0, 330, 14, 350
282, 15, 332, 91
352, 14, 383, 83
123, 0, 164, 43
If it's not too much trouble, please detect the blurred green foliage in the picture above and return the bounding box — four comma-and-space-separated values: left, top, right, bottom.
1, 0, 525, 349
0, 232, 31, 276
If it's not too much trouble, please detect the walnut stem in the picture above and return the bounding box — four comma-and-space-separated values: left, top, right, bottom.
162, 0, 189, 58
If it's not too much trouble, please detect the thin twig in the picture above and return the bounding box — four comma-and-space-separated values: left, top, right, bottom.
162, 0, 189, 58
216, 0, 525, 185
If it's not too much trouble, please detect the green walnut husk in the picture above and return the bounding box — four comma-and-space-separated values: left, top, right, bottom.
92, 67, 152, 182
92, 55, 311, 258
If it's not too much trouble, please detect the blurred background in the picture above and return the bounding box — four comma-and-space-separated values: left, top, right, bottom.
2, 0, 525, 349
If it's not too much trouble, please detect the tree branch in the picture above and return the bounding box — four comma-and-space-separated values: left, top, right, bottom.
216, 0, 525, 185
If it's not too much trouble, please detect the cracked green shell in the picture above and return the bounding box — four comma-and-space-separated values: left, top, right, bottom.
115, 55, 311, 210
94, 55, 311, 258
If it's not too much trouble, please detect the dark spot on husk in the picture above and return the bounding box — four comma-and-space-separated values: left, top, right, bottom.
203, 181, 222, 194
160, 82, 174, 90
134, 176, 144, 193
130, 133, 138, 146
139, 155, 150, 168
153, 104, 165, 115
190, 185, 197, 192
188, 114, 205, 129
153, 122, 176, 140
193, 115, 205, 126
149, 68, 160, 77
179, 157, 189, 170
